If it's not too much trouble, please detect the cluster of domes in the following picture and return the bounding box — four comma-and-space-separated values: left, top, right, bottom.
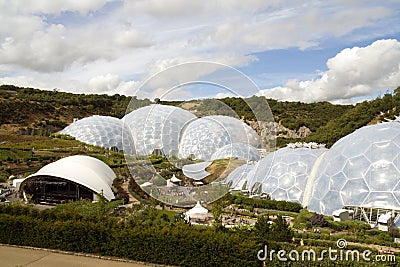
225, 121, 400, 215
226, 145, 326, 204
60, 104, 261, 161
61, 104, 400, 214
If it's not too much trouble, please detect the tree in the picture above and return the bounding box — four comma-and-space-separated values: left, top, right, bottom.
211, 201, 224, 230
254, 215, 270, 242
270, 215, 293, 242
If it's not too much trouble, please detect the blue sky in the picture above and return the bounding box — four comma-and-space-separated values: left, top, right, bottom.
0, 0, 399, 103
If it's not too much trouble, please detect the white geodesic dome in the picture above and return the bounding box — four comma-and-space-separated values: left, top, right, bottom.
247, 146, 326, 203
123, 104, 196, 156
211, 143, 260, 161
306, 121, 400, 215
60, 115, 133, 153
225, 163, 255, 190
178, 115, 261, 160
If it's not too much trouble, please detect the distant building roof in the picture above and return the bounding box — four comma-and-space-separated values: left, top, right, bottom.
182, 161, 212, 180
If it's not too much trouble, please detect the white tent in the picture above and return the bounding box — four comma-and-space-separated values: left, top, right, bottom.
185, 201, 210, 222
170, 174, 181, 183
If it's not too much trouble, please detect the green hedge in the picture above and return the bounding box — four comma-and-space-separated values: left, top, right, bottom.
0, 204, 396, 267
227, 193, 302, 213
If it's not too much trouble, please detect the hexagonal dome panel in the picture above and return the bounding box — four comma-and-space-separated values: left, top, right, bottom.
307, 121, 400, 215
319, 191, 343, 215
362, 192, 400, 210
341, 137, 369, 158
365, 161, 399, 191
287, 186, 303, 202
343, 155, 370, 179
329, 172, 347, 191
340, 178, 369, 206
369, 141, 398, 163
271, 188, 289, 201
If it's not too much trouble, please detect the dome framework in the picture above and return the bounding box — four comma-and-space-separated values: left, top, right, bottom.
60, 115, 133, 153
306, 121, 400, 216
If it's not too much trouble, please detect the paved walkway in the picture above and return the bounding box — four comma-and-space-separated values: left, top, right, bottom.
122, 180, 140, 205
0, 245, 170, 267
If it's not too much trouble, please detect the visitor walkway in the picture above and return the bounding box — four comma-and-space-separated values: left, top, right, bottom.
0, 245, 173, 267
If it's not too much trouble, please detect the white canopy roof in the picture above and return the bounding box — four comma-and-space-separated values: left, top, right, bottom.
185, 201, 208, 215
141, 181, 153, 187
170, 174, 181, 183
25, 155, 116, 201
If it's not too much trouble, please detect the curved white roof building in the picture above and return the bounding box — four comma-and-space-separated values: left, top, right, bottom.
306, 121, 400, 215
21, 155, 116, 202
179, 115, 261, 160
123, 104, 196, 156
60, 115, 133, 153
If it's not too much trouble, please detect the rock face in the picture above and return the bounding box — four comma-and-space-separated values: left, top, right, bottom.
247, 120, 312, 143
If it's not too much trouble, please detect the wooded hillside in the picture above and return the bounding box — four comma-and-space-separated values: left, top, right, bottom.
1, 84, 399, 147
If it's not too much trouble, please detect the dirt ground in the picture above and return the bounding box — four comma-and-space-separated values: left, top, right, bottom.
0, 245, 169, 267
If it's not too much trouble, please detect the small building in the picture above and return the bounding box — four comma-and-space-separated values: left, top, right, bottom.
378, 212, 394, 231
332, 209, 354, 222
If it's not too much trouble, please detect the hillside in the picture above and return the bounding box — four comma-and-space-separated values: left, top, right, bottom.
1, 84, 399, 149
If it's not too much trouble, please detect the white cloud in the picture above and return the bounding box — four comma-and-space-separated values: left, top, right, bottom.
1, 0, 111, 15
88, 74, 120, 92
215, 92, 237, 99
0, 0, 398, 102
259, 39, 400, 103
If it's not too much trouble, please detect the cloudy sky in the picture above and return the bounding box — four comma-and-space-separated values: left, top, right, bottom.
0, 0, 399, 103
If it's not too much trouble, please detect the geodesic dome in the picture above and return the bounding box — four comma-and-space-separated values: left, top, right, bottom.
178, 115, 261, 160
211, 143, 260, 161
306, 121, 400, 215
225, 163, 255, 190
247, 146, 326, 203
60, 115, 133, 153
123, 104, 196, 156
